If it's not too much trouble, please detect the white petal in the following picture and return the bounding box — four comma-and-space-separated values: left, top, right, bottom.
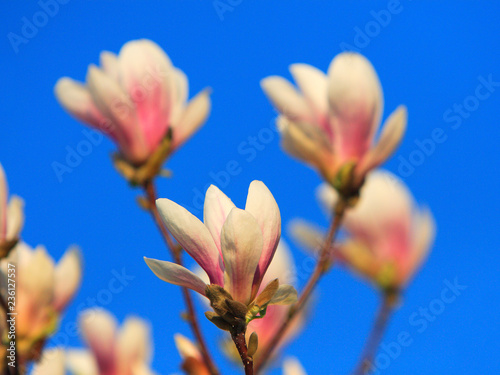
169, 68, 189, 126
144, 257, 207, 296
155, 198, 223, 284
356, 105, 407, 182
283, 357, 307, 375
79, 309, 117, 371
290, 63, 329, 120
245, 181, 281, 291
260, 241, 296, 287
54, 77, 115, 134
221, 208, 263, 304
116, 317, 153, 372
100, 51, 120, 82
53, 246, 82, 312
171, 89, 211, 149
6, 195, 24, 241
316, 183, 339, 217
65, 349, 99, 375
261, 76, 312, 122
32, 348, 66, 375
408, 208, 435, 284
203, 185, 236, 256
174, 334, 202, 360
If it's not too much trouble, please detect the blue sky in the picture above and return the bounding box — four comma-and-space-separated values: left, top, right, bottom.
1, 1, 499, 374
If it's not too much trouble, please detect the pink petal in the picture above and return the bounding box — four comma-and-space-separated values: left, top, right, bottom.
171, 89, 211, 150
244, 181, 281, 294
261, 76, 313, 122
118, 39, 173, 154
86, 65, 147, 164
53, 246, 82, 312
79, 309, 117, 373
155, 198, 223, 284
144, 257, 207, 296
116, 317, 152, 373
327, 53, 383, 162
221, 208, 263, 304
355, 105, 407, 183
289, 63, 332, 140
203, 185, 236, 257
54, 77, 118, 139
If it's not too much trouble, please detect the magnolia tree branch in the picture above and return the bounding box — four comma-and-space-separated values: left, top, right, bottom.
351, 293, 397, 375
231, 325, 254, 375
255, 199, 347, 373
143, 180, 219, 375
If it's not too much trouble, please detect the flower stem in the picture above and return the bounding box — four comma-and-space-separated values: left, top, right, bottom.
143, 180, 219, 375
254, 199, 347, 373
231, 324, 253, 375
351, 292, 397, 375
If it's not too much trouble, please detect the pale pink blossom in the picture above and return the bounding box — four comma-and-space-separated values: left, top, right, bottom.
313, 171, 435, 289
0, 163, 24, 246
145, 181, 295, 306
66, 309, 156, 375
0, 242, 81, 358
261, 53, 406, 188
283, 357, 307, 375
174, 334, 210, 375
55, 39, 211, 165
32, 348, 66, 375
222, 242, 305, 362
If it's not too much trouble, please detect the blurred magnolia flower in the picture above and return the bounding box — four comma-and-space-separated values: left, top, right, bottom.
0, 242, 81, 361
55, 39, 211, 182
66, 308, 156, 375
291, 171, 435, 291
261, 53, 406, 193
145, 181, 297, 328
0, 163, 24, 256
174, 334, 210, 375
32, 348, 65, 375
283, 357, 307, 375
222, 242, 305, 363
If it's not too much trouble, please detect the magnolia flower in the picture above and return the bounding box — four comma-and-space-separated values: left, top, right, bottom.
55, 39, 211, 167
292, 171, 435, 290
0, 242, 81, 360
174, 334, 210, 375
66, 309, 156, 375
145, 181, 296, 309
283, 357, 307, 375
32, 348, 66, 375
0, 163, 24, 254
261, 53, 407, 191
222, 242, 305, 362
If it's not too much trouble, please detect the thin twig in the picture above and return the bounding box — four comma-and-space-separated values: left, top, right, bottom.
255, 199, 347, 373
143, 180, 219, 375
351, 293, 396, 375
231, 325, 253, 375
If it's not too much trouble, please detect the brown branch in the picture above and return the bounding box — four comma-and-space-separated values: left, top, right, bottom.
143, 180, 219, 375
351, 293, 397, 375
255, 199, 347, 373
231, 324, 253, 375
